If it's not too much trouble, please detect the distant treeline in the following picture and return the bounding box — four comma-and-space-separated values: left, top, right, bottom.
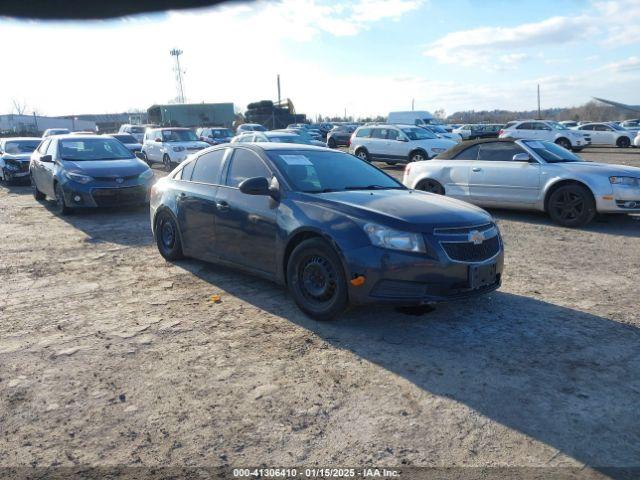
447, 101, 637, 124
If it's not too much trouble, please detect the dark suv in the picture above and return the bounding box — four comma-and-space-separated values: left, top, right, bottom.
326, 125, 356, 148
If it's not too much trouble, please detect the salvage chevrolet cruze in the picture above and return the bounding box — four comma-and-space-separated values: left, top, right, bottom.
150, 144, 504, 320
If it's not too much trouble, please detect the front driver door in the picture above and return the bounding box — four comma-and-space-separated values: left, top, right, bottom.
468, 141, 540, 205
214, 147, 279, 276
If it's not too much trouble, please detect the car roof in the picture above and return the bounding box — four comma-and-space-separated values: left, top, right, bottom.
54, 134, 108, 140
436, 138, 518, 159
238, 142, 331, 152
1, 136, 41, 141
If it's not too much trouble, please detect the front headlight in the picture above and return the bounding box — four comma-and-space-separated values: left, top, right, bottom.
139, 169, 154, 180
431, 148, 446, 153
172, 146, 185, 152
610, 176, 639, 186
363, 223, 426, 253
64, 171, 93, 184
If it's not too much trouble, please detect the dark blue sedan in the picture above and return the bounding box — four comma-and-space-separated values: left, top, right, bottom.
30, 134, 154, 215
150, 143, 504, 320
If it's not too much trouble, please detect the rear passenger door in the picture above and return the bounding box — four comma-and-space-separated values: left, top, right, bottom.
368, 128, 390, 159
177, 148, 227, 260
214, 148, 279, 276
468, 142, 540, 205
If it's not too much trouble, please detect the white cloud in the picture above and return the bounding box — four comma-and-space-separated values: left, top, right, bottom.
600, 56, 640, 72
424, 0, 640, 69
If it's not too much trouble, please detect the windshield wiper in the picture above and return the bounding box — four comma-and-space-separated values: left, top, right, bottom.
344, 185, 403, 190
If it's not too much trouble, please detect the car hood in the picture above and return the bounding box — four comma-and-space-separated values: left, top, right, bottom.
2, 153, 32, 161
62, 158, 149, 177
415, 138, 458, 150
166, 141, 209, 148
555, 162, 640, 177
299, 189, 493, 231
124, 143, 143, 149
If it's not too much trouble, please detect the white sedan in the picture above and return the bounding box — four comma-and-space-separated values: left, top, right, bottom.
402, 138, 640, 227
634, 132, 640, 147
572, 123, 634, 148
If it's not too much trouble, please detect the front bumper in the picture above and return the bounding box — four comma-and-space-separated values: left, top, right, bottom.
596, 184, 640, 213
59, 178, 152, 208
342, 244, 504, 306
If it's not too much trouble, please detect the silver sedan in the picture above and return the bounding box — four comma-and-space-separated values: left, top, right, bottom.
402, 138, 640, 227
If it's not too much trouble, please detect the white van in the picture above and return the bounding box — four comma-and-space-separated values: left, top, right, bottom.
387, 111, 443, 127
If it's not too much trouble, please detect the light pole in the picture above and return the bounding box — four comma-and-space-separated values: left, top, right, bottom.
170, 48, 185, 104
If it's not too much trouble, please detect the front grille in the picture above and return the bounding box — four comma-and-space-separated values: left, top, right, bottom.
370, 280, 427, 299
91, 185, 148, 207
433, 223, 493, 236
6, 161, 29, 172
93, 174, 139, 182
441, 235, 500, 262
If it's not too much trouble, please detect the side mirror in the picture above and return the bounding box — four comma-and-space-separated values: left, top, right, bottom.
135, 151, 146, 160
512, 153, 532, 162
239, 176, 270, 196
40, 154, 53, 163
155, 138, 162, 143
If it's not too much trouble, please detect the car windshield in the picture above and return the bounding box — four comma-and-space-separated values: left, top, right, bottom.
268, 135, 307, 144
4, 140, 40, 153
252, 125, 267, 132
524, 140, 583, 163
130, 126, 145, 133
548, 121, 569, 131
401, 127, 437, 140
212, 129, 232, 137
608, 123, 625, 131
112, 134, 137, 143
162, 130, 198, 142
59, 138, 134, 161
428, 125, 448, 133
266, 149, 404, 193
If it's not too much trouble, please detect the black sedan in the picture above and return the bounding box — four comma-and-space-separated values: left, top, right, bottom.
150, 144, 504, 320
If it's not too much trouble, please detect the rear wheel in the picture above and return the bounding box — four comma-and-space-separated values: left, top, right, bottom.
286, 238, 348, 321
416, 178, 445, 194
327, 137, 337, 148
141, 151, 152, 166
31, 174, 45, 200
155, 211, 184, 260
355, 149, 370, 162
555, 137, 572, 150
547, 184, 596, 227
163, 154, 173, 172
54, 182, 72, 216
616, 136, 631, 148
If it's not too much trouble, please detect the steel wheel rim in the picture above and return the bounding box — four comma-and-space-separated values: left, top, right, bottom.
552, 191, 584, 220
357, 151, 367, 160
299, 255, 337, 303
412, 154, 425, 162
160, 219, 176, 249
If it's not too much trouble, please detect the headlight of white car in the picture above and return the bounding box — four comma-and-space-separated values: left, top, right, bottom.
610, 176, 639, 186
363, 223, 426, 253
64, 171, 93, 184
139, 169, 154, 180
172, 146, 185, 152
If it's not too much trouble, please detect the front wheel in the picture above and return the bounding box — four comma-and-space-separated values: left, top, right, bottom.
155, 211, 184, 260
163, 154, 173, 172
409, 151, 428, 162
54, 183, 72, 216
286, 238, 348, 321
555, 138, 572, 150
141, 151, 152, 166
617, 136, 631, 148
327, 137, 337, 148
547, 184, 596, 227
31, 174, 46, 200
355, 149, 370, 162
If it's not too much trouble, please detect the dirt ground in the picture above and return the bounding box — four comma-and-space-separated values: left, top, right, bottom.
1, 147, 639, 476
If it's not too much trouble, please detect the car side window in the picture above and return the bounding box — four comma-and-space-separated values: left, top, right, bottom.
516, 123, 534, 130
386, 129, 399, 140
371, 128, 386, 139
453, 144, 480, 160
178, 158, 197, 181
225, 149, 271, 188
45, 140, 57, 156
37, 139, 50, 154
477, 142, 525, 161
595, 125, 610, 131
191, 149, 226, 184
579, 125, 593, 131
356, 128, 371, 138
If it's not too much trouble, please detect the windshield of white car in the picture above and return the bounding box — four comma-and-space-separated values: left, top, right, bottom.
266, 149, 403, 193
111, 134, 137, 143
4, 140, 40, 153
524, 140, 582, 163
608, 123, 625, 131
162, 130, 198, 142
427, 125, 448, 133
401, 127, 437, 140
268, 135, 308, 144
547, 121, 569, 131
129, 127, 145, 133
60, 138, 134, 161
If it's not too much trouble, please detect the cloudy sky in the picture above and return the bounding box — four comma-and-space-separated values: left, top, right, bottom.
2, 0, 639, 118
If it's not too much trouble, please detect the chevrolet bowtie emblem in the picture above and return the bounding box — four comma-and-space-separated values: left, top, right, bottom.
115, 177, 124, 184
468, 230, 484, 245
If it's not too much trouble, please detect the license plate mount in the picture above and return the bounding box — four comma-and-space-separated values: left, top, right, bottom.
469, 263, 497, 290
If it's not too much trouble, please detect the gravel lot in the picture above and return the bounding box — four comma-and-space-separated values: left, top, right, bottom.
1, 146, 639, 476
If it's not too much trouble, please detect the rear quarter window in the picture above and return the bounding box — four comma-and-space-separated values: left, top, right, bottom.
355, 128, 371, 138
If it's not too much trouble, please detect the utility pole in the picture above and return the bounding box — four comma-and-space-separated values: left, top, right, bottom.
170, 49, 185, 104
412, 99, 415, 111
344, 108, 347, 120
277, 74, 281, 105
537, 84, 541, 119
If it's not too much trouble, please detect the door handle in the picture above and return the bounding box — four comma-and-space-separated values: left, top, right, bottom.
472, 167, 482, 172
216, 201, 229, 211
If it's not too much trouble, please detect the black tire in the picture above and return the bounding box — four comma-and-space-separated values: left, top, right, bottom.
327, 137, 337, 148
286, 238, 348, 321
385, 162, 398, 166
617, 136, 631, 148
163, 154, 173, 172
141, 151, 152, 166
555, 137, 572, 150
416, 178, 445, 194
409, 150, 428, 162
355, 148, 370, 162
31, 174, 45, 200
547, 184, 596, 227
155, 211, 184, 261
54, 182, 72, 216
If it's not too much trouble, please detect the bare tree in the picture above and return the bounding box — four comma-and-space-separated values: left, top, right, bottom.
11, 99, 30, 115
